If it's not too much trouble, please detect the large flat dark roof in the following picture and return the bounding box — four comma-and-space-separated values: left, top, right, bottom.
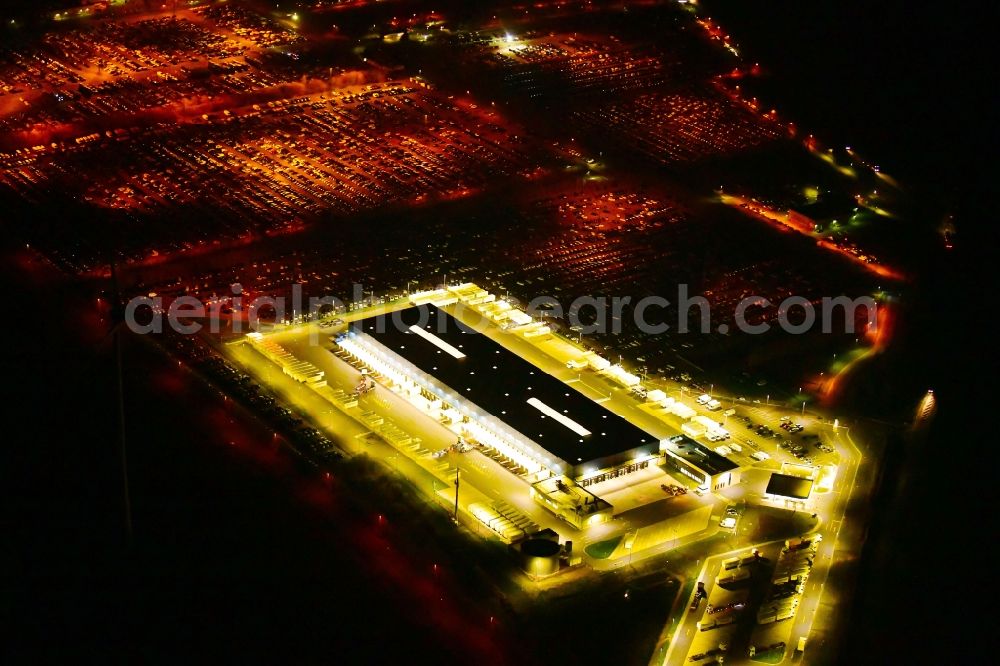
353, 305, 658, 466
663, 435, 738, 477
765, 473, 813, 499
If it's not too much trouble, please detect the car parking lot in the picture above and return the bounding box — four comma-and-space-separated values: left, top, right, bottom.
575, 88, 785, 164
1, 80, 541, 272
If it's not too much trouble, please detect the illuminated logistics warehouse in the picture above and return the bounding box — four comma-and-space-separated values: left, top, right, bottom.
661, 434, 740, 492
333, 285, 665, 484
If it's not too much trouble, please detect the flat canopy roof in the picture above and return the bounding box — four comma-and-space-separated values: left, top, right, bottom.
765, 473, 814, 500
663, 435, 738, 477
354, 305, 658, 466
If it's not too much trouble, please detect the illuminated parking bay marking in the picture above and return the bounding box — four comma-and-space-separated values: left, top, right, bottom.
526, 397, 591, 437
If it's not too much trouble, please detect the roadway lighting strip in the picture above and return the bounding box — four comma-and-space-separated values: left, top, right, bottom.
408, 324, 466, 359
526, 397, 592, 437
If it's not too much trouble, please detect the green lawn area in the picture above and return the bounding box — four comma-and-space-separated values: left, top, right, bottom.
750, 646, 787, 663
584, 535, 622, 559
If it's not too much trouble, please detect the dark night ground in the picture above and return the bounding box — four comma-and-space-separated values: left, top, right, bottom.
701, 1, 989, 662
5, 2, 992, 663
0, 243, 520, 663
3, 246, 673, 665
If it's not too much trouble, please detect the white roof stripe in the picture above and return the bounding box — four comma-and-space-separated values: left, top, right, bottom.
526, 397, 592, 437
408, 325, 466, 359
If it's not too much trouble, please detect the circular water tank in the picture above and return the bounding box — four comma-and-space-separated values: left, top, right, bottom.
520, 538, 561, 577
